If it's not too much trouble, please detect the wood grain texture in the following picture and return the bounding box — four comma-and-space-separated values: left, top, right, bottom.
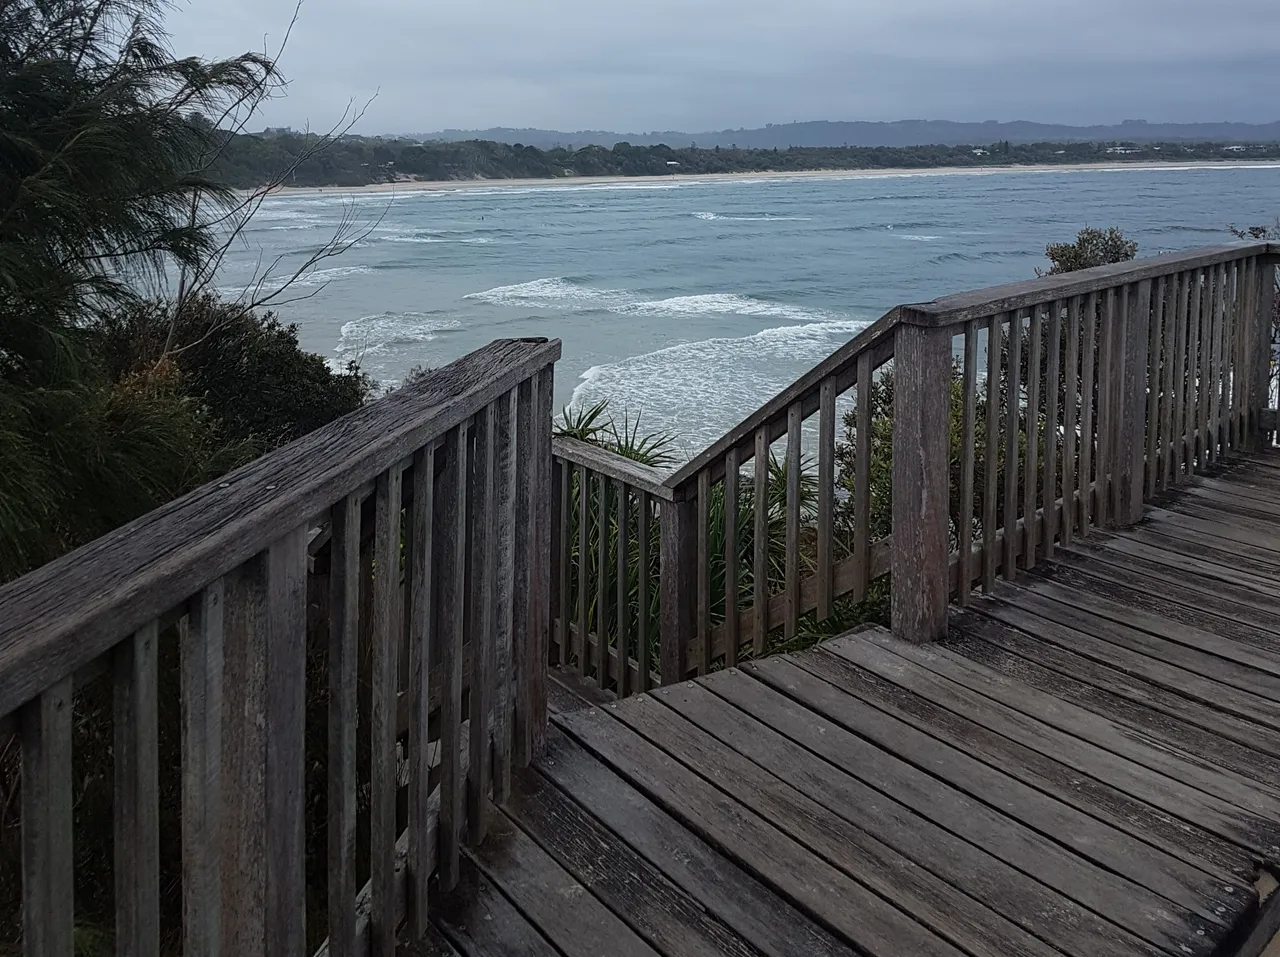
659, 497, 696, 684
595, 467, 608, 689
408, 444, 435, 935
0, 338, 560, 723
817, 380, 835, 620
891, 322, 953, 642
854, 351, 873, 600
1079, 292, 1098, 535
784, 402, 802, 639
697, 469, 711, 674
576, 462, 590, 677
753, 426, 769, 653
1023, 308, 1042, 568
637, 491, 651, 691
1042, 302, 1061, 559
958, 321, 978, 602
21, 678, 73, 957
615, 480, 630, 697
983, 313, 1002, 590
1120, 279, 1153, 523
371, 469, 403, 957
1003, 312, 1022, 576
114, 622, 161, 957
1061, 297, 1080, 544
723, 449, 740, 665
436, 424, 468, 891
183, 585, 224, 957
552, 435, 674, 500
468, 407, 495, 845
492, 390, 516, 801
1145, 277, 1165, 497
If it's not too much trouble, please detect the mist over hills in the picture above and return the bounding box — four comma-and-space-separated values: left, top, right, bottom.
403, 119, 1280, 150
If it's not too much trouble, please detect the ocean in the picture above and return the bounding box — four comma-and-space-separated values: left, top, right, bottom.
221, 165, 1280, 456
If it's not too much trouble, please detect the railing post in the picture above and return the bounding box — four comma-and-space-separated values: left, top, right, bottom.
1117, 280, 1153, 524
891, 318, 952, 644
659, 491, 697, 683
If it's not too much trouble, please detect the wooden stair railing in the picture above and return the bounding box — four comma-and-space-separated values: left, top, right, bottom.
552, 241, 1279, 690
0, 338, 560, 957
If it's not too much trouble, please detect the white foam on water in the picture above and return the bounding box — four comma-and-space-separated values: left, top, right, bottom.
568, 317, 871, 448
334, 311, 460, 360
464, 277, 624, 309
621, 293, 837, 324
899, 234, 941, 241
692, 212, 812, 222
291, 264, 374, 287
465, 277, 837, 324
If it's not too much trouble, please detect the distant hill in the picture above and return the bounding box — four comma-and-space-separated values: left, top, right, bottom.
402, 120, 1280, 150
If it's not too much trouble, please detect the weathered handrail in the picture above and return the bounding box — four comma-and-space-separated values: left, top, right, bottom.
0, 338, 559, 957
549, 242, 1279, 694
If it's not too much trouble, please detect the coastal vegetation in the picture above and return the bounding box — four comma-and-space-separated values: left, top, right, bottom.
215, 133, 1280, 189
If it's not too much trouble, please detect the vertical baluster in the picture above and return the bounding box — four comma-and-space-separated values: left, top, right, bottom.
436, 422, 467, 890
958, 320, 978, 602
576, 463, 589, 677
697, 469, 711, 676
1043, 302, 1062, 559
1208, 265, 1224, 461
1200, 268, 1215, 468
1003, 311, 1022, 577
752, 426, 769, 654
513, 381, 535, 757
1234, 260, 1252, 448
1255, 259, 1277, 449
1120, 280, 1152, 524
1188, 269, 1205, 470
1062, 298, 1080, 544
115, 622, 160, 957
407, 444, 435, 933
183, 584, 223, 957
1167, 272, 1182, 488
1080, 293, 1098, 537
1095, 288, 1116, 526
817, 381, 835, 621
983, 313, 1001, 591
553, 460, 568, 667
784, 402, 802, 639
1218, 262, 1233, 454
528, 366, 555, 754
853, 351, 873, 599
22, 678, 74, 957
327, 495, 360, 952
492, 394, 515, 800
616, 481, 631, 696
637, 492, 651, 689
371, 467, 402, 957
1024, 308, 1042, 569
469, 407, 496, 844
222, 528, 308, 957
723, 449, 740, 666
595, 469, 608, 688
1146, 277, 1165, 496
1170, 271, 1189, 482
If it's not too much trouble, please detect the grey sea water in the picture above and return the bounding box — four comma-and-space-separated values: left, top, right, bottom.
221, 165, 1280, 454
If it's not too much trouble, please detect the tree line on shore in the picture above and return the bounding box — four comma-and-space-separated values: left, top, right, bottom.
215, 132, 1280, 188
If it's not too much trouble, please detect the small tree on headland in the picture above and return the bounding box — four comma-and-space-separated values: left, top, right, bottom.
1038, 226, 1138, 276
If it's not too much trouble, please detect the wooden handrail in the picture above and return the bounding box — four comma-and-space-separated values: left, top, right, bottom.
0, 338, 561, 957
0, 337, 559, 720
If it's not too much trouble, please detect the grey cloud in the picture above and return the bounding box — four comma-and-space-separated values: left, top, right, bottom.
166, 0, 1280, 134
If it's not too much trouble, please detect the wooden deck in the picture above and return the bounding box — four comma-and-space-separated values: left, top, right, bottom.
422, 452, 1280, 957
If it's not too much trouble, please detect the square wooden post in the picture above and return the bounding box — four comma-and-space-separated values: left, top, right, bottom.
659, 492, 696, 683
1255, 255, 1278, 449
1118, 280, 1153, 525
891, 319, 953, 644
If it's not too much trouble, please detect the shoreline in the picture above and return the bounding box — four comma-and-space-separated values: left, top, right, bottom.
264, 159, 1280, 197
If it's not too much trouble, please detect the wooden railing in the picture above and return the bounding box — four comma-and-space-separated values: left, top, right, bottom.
551, 241, 1279, 686
0, 338, 558, 957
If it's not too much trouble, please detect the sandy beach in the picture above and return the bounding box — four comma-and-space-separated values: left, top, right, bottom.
266, 160, 1280, 197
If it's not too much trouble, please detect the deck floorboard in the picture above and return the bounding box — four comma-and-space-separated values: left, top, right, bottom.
430, 453, 1280, 957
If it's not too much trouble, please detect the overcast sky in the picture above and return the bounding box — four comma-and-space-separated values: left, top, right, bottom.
167, 0, 1279, 135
